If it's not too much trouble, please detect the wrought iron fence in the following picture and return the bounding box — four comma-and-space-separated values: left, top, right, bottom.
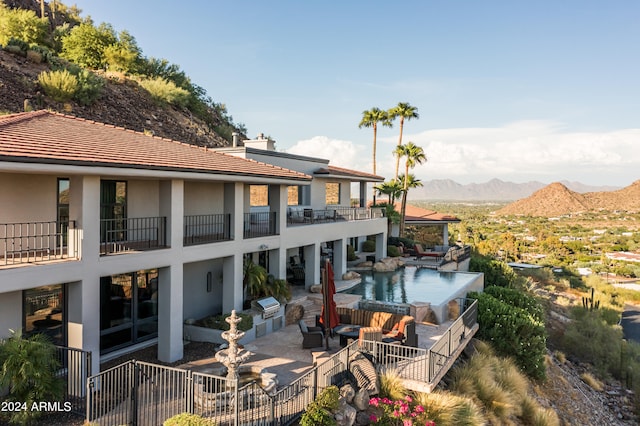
184, 213, 231, 246
243, 212, 277, 239
0, 220, 77, 265
55, 345, 92, 415
100, 216, 166, 255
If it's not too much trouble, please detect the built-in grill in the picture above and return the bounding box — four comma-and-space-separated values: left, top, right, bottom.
252, 297, 281, 319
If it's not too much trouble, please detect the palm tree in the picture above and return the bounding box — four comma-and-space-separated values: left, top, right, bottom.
396, 142, 427, 236
359, 107, 392, 176
388, 102, 419, 180
374, 179, 403, 205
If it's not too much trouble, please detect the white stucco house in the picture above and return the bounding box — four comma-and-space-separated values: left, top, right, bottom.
0, 110, 387, 374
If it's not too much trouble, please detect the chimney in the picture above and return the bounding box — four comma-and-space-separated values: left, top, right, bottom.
232, 132, 239, 147
242, 133, 276, 151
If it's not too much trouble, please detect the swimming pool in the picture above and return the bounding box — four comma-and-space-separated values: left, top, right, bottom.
344, 267, 483, 307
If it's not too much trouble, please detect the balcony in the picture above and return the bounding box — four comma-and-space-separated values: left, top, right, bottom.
287, 206, 385, 226
244, 212, 277, 239
184, 214, 231, 246
100, 216, 166, 255
1, 220, 77, 266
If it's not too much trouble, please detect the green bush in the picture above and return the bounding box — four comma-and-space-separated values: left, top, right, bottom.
346, 244, 357, 261
0, 5, 48, 47
362, 240, 376, 252
38, 69, 78, 102
484, 285, 545, 323
300, 385, 339, 426
61, 22, 117, 69
387, 245, 400, 257
199, 312, 253, 332
72, 69, 104, 105
138, 76, 191, 107
470, 255, 520, 288
468, 291, 546, 379
0, 330, 64, 425
163, 412, 215, 425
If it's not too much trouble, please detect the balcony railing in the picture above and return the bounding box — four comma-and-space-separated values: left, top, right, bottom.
244, 211, 277, 239
287, 206, 385, 226
1, 220, 77, 265
100, 216, 166, 255
184, 213, 231, 246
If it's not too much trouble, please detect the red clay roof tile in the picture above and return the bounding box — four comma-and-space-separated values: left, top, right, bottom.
0, 110, 311, 181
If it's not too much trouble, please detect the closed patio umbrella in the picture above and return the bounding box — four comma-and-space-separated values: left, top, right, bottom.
319, 259, 339, 349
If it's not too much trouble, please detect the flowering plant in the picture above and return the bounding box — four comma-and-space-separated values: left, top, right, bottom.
368, 396, 435, 426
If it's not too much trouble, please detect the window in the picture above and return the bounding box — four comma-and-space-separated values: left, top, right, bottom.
57, 178, 69, 244
100, 269, 158, 353
24, 284, 65, 346
250, 185, 269, 206
325, 182, 340, 205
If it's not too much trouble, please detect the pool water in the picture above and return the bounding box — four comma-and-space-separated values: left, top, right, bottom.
344, 267, 479, 306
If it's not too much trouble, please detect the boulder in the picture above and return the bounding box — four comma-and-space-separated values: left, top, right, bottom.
356, 261, 373, 268
355, 410, 373, 425
309, 284, 322, 293
334, 399, 357, 426
285, 303, 304, 326
342, 271, 361, 280
353, 388, 370, 411
340, 384, 356, 404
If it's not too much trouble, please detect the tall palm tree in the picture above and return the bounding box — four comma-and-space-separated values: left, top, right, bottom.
374, 179, 403, 205
388, 102, 419, 180
359, 107, 392, 176
396, 142, 427, 236
359, 107, 392, 205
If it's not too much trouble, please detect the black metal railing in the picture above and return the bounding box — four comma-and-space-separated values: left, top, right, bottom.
55, 345, 92, 415
243, 211, 277, 239
287, 206, 385, 226
1, 220, 77, 265
100, 216, 166, 255
184, 213, 231, 246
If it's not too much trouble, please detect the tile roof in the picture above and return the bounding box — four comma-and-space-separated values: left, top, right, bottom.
314, 165, 384, 181
0, 110, 311, 181
401, 203, 461, 223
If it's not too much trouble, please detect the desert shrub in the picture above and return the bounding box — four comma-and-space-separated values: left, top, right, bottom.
4, 37, 29, 54
199, 312, 253, 332
378, 368, 407, 401
138, 76, 190, 107
0, 5, 48, 46
72, 69, 105, 105
264, 275, 291, 302
299, 385, 339, 426
103, 30, 141, 73
38, 69, 78, 102
163, 412, 215, 425
468, 291, 547, 379
581, 372, 604, 391
346, 244, 357, 261
362, 240, 376, 253
413, 391, 485, 426
0, 330, 64, 425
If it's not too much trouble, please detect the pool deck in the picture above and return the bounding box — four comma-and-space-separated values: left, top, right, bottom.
181, 281, 455, 386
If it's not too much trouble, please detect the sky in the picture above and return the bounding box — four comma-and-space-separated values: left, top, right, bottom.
70, 0, 639, 187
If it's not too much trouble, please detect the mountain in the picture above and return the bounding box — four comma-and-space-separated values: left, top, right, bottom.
408, 178, 620, 201
496, 180, 640, 216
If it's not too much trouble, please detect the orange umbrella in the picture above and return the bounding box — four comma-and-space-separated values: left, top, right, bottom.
320, 259, 339, 349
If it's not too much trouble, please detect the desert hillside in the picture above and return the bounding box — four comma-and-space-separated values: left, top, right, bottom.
496, 180, 640, 216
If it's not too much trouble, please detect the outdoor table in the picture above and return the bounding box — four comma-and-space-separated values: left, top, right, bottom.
334, 324, 361, 347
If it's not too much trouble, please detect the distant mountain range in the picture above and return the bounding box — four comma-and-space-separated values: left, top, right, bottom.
408, 178, 622, 201
495, 180, 640, 216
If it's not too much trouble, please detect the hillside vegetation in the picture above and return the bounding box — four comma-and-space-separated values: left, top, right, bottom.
0, 0, 244, 147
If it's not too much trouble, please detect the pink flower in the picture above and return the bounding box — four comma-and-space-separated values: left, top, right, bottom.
400, 403, 410, 414
369, 414, 378, 422
369, 398, 379, 407
405, 395, 413, 403
414, 405, 425, 414
403, 420, 413, 426
392, 409, 401, 418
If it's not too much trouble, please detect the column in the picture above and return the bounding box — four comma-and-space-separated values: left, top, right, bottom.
222, 255, 243, 313
303, 244, 320, 290
158, 264, 183, 362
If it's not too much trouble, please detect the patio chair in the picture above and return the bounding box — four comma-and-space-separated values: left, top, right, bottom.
358, 326, 382, 350
299, 320, 324, 349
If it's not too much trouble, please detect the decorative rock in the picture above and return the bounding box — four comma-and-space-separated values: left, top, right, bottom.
355, 410, 373, 425
342, 271, 361, 280
309, 284, 322, 293
356, 261, 373, 268
353, 388, 370, 411
334, 399, 357, 426
340, 384, 356, 403
285, 303, 304, 326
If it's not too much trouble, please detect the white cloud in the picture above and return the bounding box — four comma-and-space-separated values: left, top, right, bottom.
287, 122, 640, 186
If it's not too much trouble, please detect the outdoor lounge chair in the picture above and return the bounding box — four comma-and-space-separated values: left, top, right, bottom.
414, 243, 446, 260
299, 320, 324, 349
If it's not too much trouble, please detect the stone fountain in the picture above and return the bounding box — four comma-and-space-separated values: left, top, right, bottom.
215, 310, 252, 384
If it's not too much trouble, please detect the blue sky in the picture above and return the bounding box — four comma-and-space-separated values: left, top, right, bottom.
71, 1, 639, 187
